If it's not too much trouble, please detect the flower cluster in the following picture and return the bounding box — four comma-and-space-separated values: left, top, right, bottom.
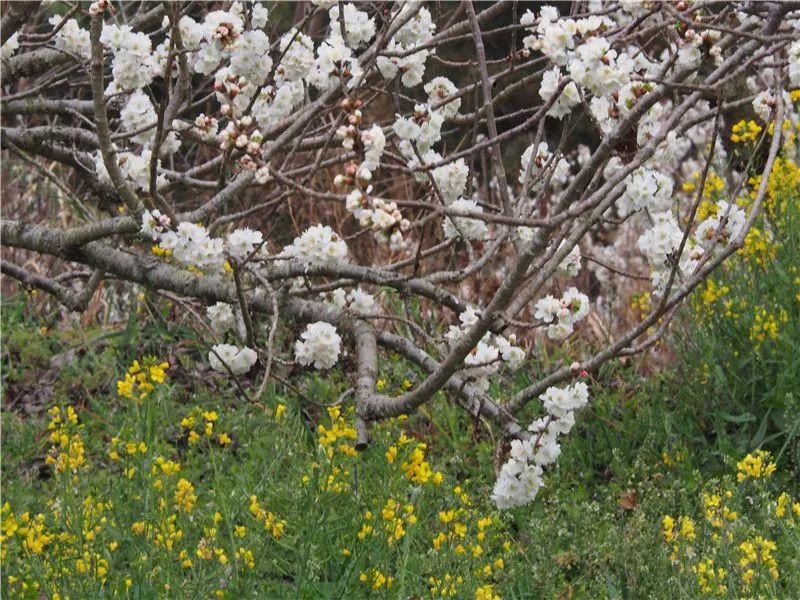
248, 495, 286, 540
736, 449, 777, 482
320, 287, 377, 314
180, 407, 232, 447
294, 322, 342, 370
443, 199, 489, 241
206, 302, 236, 334
695, 201, 747, 250
119, 95, 179, 155
533, 287, 590, 340
208, 344, 257, 375
116, 357, 169, 401
100, 24, 156, 92
638, 212, 703, 296
49, 16, 90, 60
376, 4, 436, 87
280, 224, 348, 268
45, 406, 86, 474
492, 382, 589, 509
345, 189, 410, 250
444, 307, 526, 393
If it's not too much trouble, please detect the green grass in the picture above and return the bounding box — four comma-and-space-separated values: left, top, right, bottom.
2, 292, 799, 599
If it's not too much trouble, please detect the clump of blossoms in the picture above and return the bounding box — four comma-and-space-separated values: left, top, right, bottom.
320, 288, 377, 314
99, 24, 156, 92
140, 210, 269, 273
345, 190, 410, 251
492, 382, 589, 509
179, 407, 233, 447
443, 199, 489, 241
45, 406, 86, 474
376, 4, 436, 87
206, 302, 236, 334
533, 287, 591, 340
209, 344, 257, 375
294, 322, 342, 370
444, 307, 526, 393
280, 224, 348, 268
117, 357, 169, 401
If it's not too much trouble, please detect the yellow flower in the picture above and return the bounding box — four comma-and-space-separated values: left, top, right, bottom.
475, 584, 501, 600
174, 479, 197, 513
274, 403, 286, 419
736, 449, 777, 482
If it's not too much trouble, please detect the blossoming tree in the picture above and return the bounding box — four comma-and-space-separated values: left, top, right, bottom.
2, 1, 798, 509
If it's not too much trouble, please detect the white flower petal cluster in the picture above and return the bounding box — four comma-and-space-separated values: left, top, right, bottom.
540, 66, 581, 119
569, 36, 632, 97
309, 36, 362, 90
376, 5, 435, 87
540, 381, 590, 419
229, 29, 272, 87
519, 142, 570, 193
638, 212, 704, 295
184, 113, 220, 144
618, 167, 674, 214
345, 190, 410, 250
120, 91, 180, 153
492, 381, 589, 509
206, 302, 236, 334
345, 288, 377, 313
226, 227, 263, 260
752, 90, 775, 123
534, 287, 590, 340
443, 199, 489, 241
251, 2, 269, 29
281, 224, 348, 268
249, 81, 305, 130
140, 209, 171, 240
521, 7, 575, 64
790, 40, 800, 88
444, 307, 526, 392
277, 28, 315, 83
360, 124, 386, 172
637, 212, 683, 267
49, 16, 90, 60
321, 287, 377, 314
100, 24, 155, 92
140, 212, 262, 273
432, 158, 469, 203
158, 223, 226, 272
120, 91, 156, 146
558, 243, 582, 277
192, 9, 246, 75
425, 77, 461, 120
94, 150, 166, 192
329, 3, 376, 49
393, 104, 445, 155
294, 322, 341, 370
695, 201, 747, 250
209, 343, 257, 375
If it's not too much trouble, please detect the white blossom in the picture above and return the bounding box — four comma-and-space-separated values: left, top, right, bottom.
207, 302, 236, 334
294, 322, 342, 370
443, 199, 489, 241
226, 228, 263, 260
209, 344, 257, 375
281, 225, 348, 268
